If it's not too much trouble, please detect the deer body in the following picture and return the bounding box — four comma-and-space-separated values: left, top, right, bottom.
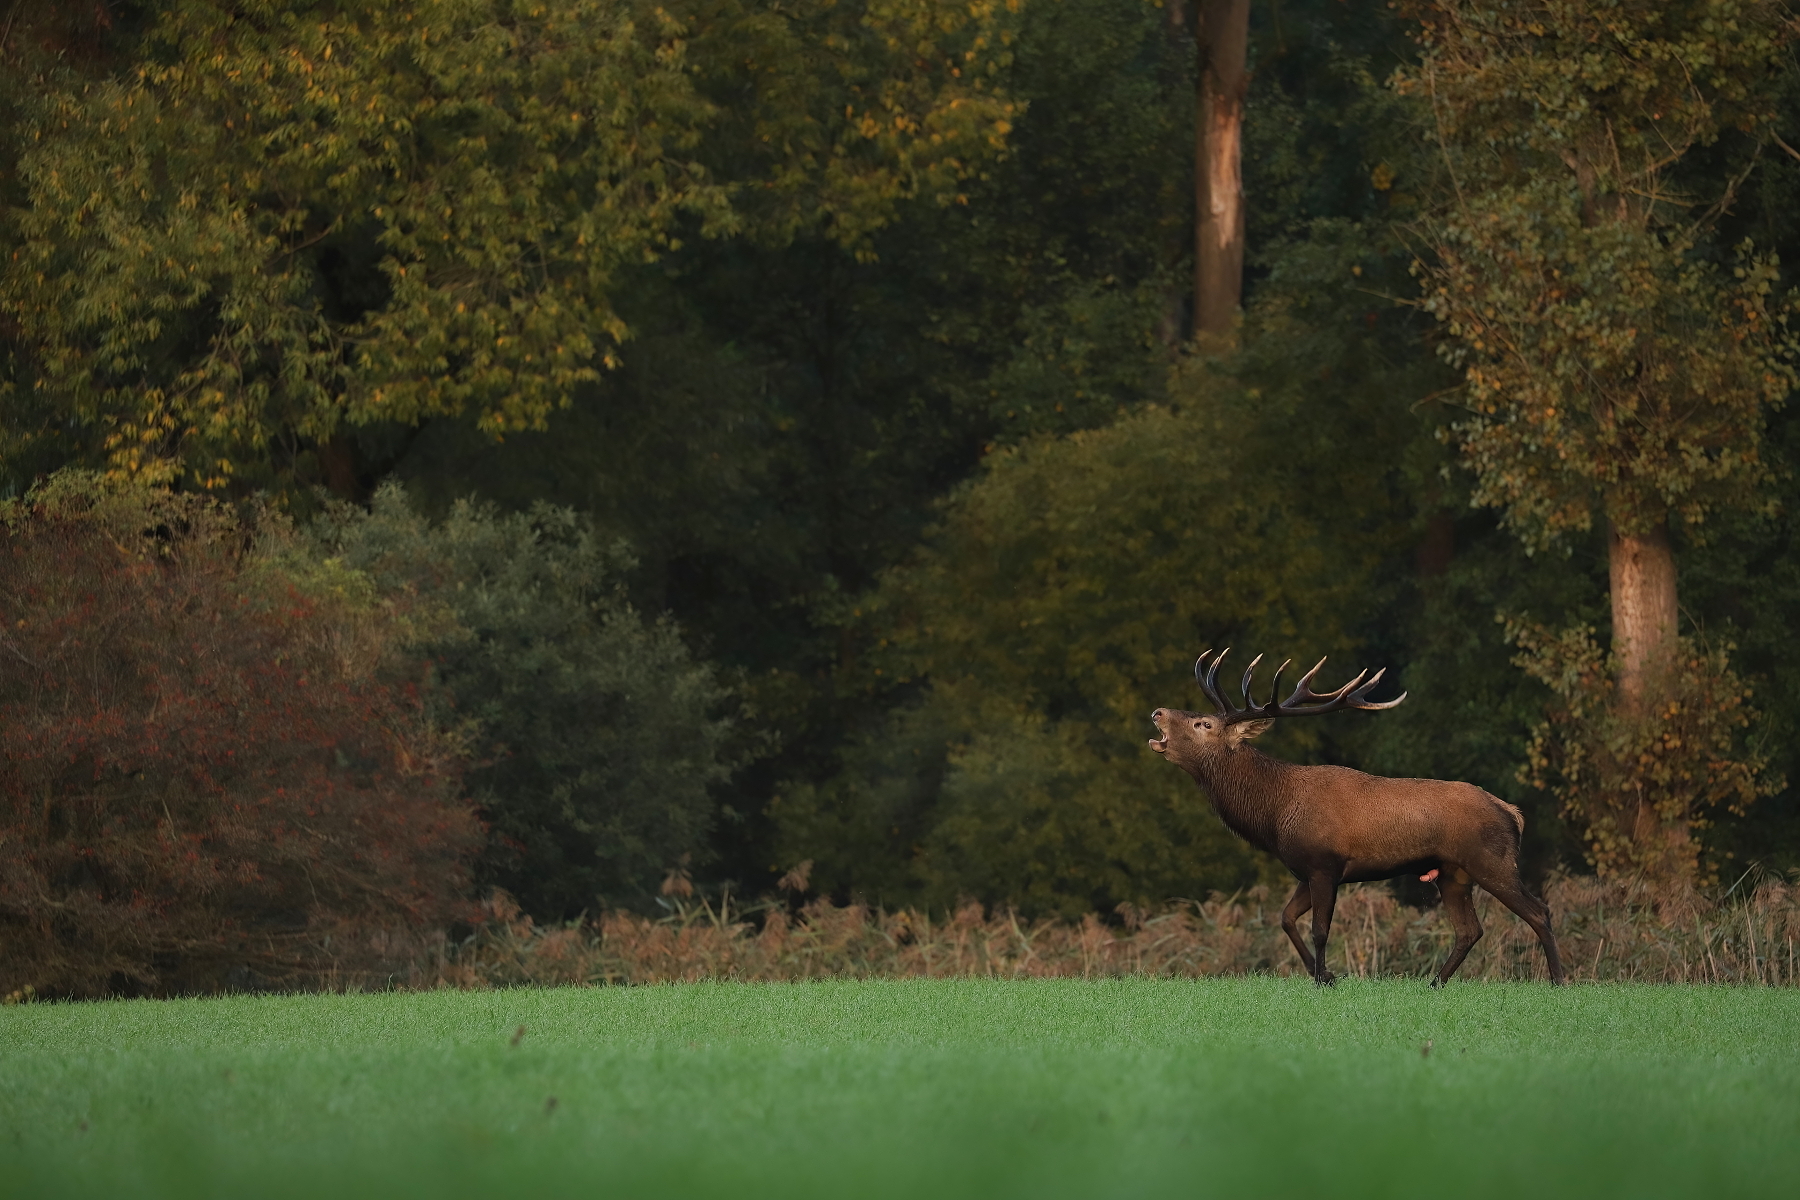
1150, 651, 1567, 987
1194, 750, 1524, 882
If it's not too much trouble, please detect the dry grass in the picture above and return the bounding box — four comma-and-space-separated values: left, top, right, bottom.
426, 872, 1800, 989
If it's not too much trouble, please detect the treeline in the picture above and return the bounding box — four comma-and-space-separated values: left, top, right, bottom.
5, 0, 1800, 995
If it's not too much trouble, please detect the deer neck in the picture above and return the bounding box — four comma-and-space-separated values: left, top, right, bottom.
1188, 746, 1289, 852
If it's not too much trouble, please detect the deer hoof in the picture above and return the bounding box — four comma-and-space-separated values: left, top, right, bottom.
1314, 971, 1337, 988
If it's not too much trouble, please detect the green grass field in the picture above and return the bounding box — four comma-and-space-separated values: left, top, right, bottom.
4, 978, 1798, 1199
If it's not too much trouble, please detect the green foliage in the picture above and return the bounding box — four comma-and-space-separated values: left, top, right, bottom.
775, 387, 1397, 916
1509, 621, 1779, 881
4, 0, 726, 485
1673, 408, 1800, 869
313, 484, 736, 918
0, 0, 1018, 489
684, 0, 1025, 250
1400, 0, 1797, 544
1422, 196, 1793, 546
1399, 0, 1788, 185
932, 0, 1191, 439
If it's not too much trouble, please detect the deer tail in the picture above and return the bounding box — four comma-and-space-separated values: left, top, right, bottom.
1489, 795, 1526, 837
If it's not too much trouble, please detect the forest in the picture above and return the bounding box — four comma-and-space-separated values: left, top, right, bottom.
4, 0, 1800, 995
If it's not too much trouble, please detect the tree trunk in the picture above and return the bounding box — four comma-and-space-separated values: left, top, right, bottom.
1607, 518, 1691, 880
1193, 0, 1249, 346
1608, 518, 1678, 713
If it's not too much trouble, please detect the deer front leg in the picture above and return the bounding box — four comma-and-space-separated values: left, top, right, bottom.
1280, 881, 1316, 976
1307, 870, 1340, 986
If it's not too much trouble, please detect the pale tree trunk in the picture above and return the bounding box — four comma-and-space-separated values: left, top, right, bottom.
1608, 518, 1689, 876
1193, 0, 1249, 347
1608, 519, 1679, 713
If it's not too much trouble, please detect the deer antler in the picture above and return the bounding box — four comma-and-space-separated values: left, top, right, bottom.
1194, 649, 1406, 725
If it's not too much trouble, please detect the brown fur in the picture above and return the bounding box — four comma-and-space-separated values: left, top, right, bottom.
1149, 706, 1566, 986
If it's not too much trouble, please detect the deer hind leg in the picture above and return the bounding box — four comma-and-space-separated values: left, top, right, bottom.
1477, 872, 1568, 986
1280, 882, 1316, 976
1433, 871, 1484, 987
1307, 871, 1340, 987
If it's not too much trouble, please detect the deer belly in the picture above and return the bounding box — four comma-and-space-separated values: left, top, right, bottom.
1335, 818, 1449, 882
1341, 858, 1439, 884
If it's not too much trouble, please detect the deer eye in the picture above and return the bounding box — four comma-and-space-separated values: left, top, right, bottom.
1195, 720, 1208, 730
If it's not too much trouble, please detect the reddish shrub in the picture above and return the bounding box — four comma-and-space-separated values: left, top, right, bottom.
0, 475, 481, 997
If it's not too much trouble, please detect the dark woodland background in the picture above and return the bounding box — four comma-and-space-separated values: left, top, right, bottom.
5, 0, 1800, 995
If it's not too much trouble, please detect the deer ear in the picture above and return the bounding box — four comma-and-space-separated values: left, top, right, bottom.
1230, 719, 1274, 743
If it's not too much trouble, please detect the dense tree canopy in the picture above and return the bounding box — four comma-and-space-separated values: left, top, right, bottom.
1, 0, 1018, 490
5, 0, 1800, 935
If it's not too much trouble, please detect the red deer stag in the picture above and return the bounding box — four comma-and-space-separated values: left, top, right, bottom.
1148, 649, 1566, 986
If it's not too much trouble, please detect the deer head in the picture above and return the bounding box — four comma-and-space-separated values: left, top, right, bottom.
1148, 648, 1406, 770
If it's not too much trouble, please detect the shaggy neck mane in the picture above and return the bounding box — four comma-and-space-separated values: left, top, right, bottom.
1183, 745, 1294, 852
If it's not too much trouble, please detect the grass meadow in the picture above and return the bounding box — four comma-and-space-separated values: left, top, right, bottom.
4, 977, 1798, 1199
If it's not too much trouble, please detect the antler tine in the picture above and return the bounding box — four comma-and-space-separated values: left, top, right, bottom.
1345, 668, 1408, 711
1194, 649, 1222, 711
1238, 653, 1264, 710
1261, 658, 1292, 716
1202, 648, 1245, 719
1282, 657, 1332, 706
1207, 648, 1234, 716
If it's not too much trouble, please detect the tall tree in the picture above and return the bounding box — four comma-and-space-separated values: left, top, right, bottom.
1193, 0, 1250, 343
1399, 0, 1794, 880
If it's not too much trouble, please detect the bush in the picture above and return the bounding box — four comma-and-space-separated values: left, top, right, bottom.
775, 386, 1387, 917
313, 485, 737, 919
0, 474, 481, 998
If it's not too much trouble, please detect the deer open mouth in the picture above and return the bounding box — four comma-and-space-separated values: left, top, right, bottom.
1148, 711, 1169, 753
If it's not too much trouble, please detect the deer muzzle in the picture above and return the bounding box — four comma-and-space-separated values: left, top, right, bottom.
1148, 709, 1169, 753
